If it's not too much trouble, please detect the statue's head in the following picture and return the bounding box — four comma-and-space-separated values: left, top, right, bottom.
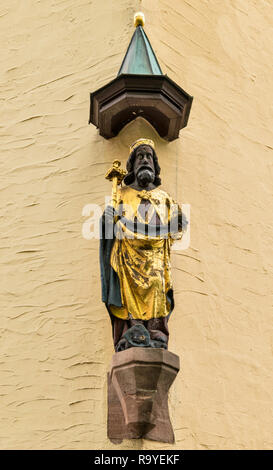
124, 138, 161, 188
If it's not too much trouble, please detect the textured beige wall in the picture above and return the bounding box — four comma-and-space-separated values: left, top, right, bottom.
0, 0, 272, 450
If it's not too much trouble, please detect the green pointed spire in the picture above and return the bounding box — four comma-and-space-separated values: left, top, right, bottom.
118, 24, 162, 76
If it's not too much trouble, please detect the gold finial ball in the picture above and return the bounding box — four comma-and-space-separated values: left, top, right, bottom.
134, 11, 145, 28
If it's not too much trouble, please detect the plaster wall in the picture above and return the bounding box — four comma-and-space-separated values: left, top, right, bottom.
0, 0, 272, 449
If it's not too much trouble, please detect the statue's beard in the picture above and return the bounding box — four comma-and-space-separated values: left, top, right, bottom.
136, 168, 155, 188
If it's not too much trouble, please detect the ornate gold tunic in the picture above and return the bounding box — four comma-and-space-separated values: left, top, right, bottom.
109, 186, 182, 321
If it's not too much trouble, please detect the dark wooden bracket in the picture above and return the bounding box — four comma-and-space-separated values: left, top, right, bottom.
89, 74, 193, 142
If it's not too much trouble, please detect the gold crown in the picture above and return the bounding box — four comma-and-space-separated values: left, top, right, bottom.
130, 138, 155, 154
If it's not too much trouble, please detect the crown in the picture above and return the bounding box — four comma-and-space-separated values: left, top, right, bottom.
130, 138, 155, 154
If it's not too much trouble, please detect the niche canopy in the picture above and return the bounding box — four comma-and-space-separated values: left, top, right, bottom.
89, 12, 193, 141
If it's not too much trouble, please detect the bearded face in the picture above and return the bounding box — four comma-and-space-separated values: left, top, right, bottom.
133, 145, 155, 188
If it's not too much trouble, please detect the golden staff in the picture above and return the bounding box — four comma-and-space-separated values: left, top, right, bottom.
105, 159, 126, 209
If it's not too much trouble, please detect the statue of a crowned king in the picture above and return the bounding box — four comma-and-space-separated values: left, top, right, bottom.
100, 139, 187, 352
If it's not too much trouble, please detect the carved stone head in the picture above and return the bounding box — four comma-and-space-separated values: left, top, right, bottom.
124, 140, 161, 187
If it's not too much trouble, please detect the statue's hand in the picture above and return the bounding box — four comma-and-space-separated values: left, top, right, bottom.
101, 205, 116, 239
104, 205, 116, 224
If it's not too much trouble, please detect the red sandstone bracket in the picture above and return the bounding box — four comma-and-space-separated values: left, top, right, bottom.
107, 347, 180, 443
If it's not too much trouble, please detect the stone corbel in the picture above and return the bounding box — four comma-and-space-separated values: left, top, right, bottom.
107, 347, 180, 444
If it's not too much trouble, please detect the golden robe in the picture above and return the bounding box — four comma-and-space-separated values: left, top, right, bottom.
109, 186, 182, 321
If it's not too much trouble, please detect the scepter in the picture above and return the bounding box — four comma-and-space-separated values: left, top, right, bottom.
105, 159, 126, 209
